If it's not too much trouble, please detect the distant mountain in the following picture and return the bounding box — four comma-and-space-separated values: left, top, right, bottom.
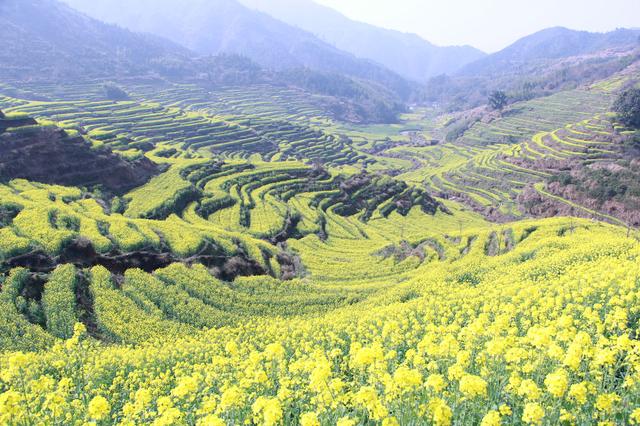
421, 27, 640, 112
0, 0, 193, 81
461, 27, 640, 76
60, 0, 414, 100
237, 0, 486, 81
1, 0, 407, 123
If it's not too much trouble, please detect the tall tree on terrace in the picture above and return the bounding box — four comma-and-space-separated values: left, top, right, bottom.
613, 88, 640, 128
489, 90, 508, 111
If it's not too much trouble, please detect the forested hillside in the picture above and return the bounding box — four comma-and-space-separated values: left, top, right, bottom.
0, 0, 192, 80
60, 0, 415, 100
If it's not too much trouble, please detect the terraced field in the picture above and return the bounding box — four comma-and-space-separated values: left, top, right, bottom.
1, 81, 329, 123
2, 63, 640, 425
4, 208, 640, 425
375, 73, 640, 223
1, 69, 638, 271
128, 83, 329, 125
0, 84, 364, 167
406, 114, 627, 220
2, 176, 618, 351
459, 89, 614, 146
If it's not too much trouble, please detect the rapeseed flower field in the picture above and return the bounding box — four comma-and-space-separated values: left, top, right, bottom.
1, 50, 639, 426
1, 218, 639, 425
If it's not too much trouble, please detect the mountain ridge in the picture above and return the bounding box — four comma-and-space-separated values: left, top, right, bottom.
236, 0, 486, 81
60, 0, 415, 99
0, 0, 193, 81
461, 26, 640, 76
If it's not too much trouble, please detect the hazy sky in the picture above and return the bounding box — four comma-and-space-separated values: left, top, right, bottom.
314, 0, 640, 52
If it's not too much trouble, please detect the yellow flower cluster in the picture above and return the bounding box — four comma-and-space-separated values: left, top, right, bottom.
0, 219, 639, 425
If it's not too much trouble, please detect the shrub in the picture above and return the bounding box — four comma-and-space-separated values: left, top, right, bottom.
613, 88, 640, 128
103, 83, 130, 101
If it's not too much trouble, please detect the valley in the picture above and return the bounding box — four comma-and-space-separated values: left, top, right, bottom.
1, 0, 640, 424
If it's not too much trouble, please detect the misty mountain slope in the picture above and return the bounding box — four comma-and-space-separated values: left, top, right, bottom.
0, 0, 193, 81
461, 27, 640, 76
417, 26, 640, 111
237, 0, 486, 81
0, 0, 406, 123
61, 0, 414, 99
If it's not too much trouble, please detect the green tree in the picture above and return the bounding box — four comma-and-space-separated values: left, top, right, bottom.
488, 91, 508, 110
613, 88, 640, 128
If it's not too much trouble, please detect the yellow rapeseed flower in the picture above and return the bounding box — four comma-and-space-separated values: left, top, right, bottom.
428, 398, 452, 426
425, 374, 446, 393
568, 382, 589, 404
459, 374, 488, 399
219, 386, 245, 412
393, 366, 422, 391
498, 404, 512, 416
517, 379, 542, 401
300, 412, 320, 426
544, 368, 569, 398
480, 410, 501, 426
252, 396, 282, 426
336, 417, 356, 426
521, 402, 544, 425
196, 414, 226, 426
595, 393, 620, 413
382, 416, 400, 426
88, 395, 111, 421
